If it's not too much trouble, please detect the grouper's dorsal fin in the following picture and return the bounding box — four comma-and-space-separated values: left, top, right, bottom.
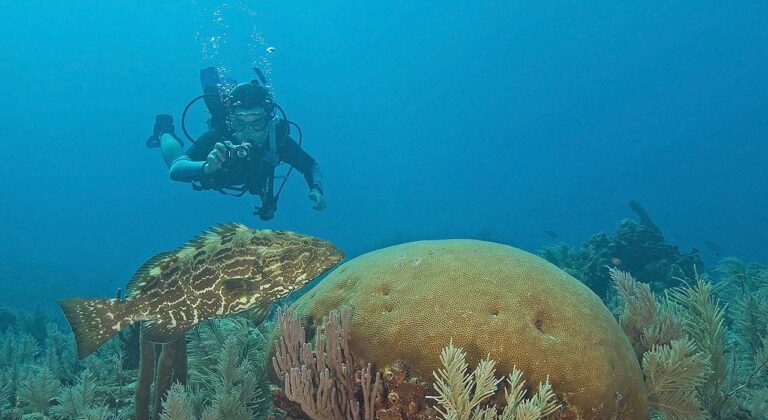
177, 223, 251, 254
125, 252, 173, 298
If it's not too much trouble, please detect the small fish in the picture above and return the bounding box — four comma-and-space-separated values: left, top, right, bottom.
266, 46, 276, 54
544, 230, 559, 239
704, 241, 722, 256
60, 224, 343, 358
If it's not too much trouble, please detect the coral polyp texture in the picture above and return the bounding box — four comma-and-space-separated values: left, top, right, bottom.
291, 239, 650, 419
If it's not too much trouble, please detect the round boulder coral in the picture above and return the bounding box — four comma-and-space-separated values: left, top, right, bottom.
292, 240, 649, 419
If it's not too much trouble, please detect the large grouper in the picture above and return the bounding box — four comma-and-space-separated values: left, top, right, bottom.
60, 223, 343, 358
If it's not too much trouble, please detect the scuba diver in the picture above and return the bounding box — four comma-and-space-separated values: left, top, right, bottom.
146, 67, 325, 221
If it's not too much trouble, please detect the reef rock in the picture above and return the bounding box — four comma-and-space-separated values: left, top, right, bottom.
292, 240, 649, 419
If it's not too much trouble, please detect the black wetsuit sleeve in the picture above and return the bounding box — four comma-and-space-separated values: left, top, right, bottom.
185, 130, 220, 161
169, 130, 220, 181
278, 135, 323, 191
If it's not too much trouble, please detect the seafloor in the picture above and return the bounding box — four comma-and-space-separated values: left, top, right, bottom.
1, 204, 766, 420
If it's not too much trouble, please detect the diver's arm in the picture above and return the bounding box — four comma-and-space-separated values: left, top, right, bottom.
160, 133, 184, 169
169, 156, 207, 181
279, 137, 323, 191
306, 162, 324, 193
168, 130, 229, 181
170, 142, 229, 181
279, 137, 326, 210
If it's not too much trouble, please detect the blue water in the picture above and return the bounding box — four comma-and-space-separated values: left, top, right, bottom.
1, 1, 766, 309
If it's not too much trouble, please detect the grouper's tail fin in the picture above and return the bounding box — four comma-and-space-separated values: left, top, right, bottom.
59, 298, 129, 359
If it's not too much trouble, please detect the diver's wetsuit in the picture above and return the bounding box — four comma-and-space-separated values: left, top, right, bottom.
170, 120, 323, 195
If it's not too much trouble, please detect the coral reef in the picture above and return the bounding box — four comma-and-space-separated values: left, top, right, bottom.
610, 263, 768, 419
272, 307, 565, 419
4, 217, 768, 419
0, 305, 274, 419
641, 338, 710, 419
158, 315, 274, 419
0, 307, 133, 419
271, 307, 405, 419
287, 239, 649, 419
430, 341, 559, 419
610, 267, 685, 359
541, 200, 703, 297
609, 268, 710, 418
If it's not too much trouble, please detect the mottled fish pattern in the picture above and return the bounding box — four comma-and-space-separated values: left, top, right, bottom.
60, 223, 343, 358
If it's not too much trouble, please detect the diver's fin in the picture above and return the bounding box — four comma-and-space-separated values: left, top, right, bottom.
59, 298, 129, 359
141, 321, 192, 344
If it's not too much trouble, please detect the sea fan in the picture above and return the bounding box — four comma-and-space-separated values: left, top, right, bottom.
610, 268, 684, 358
668, 272, 730, 416
50, 369, 98, 418
165, 315, 271, 419
730, 290, 768, 360
430, 340, 501, 419
429, 341, 559, 420
160, 382, 195, 420
643, 339, 709, 419
0, 381, 10, 407
717, 257, 768, 294
17, 366, 60, 414
610, 267, 656, 355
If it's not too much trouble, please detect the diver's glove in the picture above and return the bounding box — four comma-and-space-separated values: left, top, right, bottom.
308, 187, 326, 211
146, 114, 182, 148
203, 142, 228, 174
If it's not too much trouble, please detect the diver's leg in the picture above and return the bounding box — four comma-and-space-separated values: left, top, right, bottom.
160, 133, 184, 169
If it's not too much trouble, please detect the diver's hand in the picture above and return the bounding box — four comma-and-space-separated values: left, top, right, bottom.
203, 142, 228, 174
308, 188, 326, 211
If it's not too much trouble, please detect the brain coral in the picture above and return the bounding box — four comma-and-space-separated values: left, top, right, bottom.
291, 240, 649, 419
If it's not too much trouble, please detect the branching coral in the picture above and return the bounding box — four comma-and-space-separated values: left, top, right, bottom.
0, 381, 10, 408
610, 268, 712, 418
272, 307, 382, 420
717, 257, 768, 295
717, 258, 768, 369
159, 383, 195, 420
44, 323, 78, 382
205, 336, 261, 418
668, 272, 731, 416
542, 201, 702, 298
51, 369, 101, 419
158, 315, 273, 420
18, 366, 60, 414
429, 341, 559, 420
609, 267, 685, 359
642, 338, 710, 419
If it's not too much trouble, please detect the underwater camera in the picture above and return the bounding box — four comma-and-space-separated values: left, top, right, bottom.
222, 140, 252, 160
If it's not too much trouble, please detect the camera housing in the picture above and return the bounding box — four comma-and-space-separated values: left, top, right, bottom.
223, 141, 252, 160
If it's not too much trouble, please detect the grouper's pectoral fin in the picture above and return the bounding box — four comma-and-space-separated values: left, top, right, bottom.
140, 320, 192, 344
222, 277, 255, 297
245, 302, 273, 326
